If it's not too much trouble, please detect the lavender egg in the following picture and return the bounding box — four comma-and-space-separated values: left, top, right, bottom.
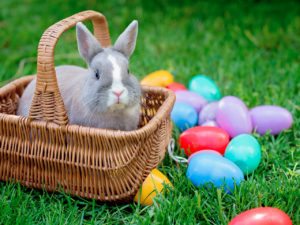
198, 102, 218, 125
250, 105, 293, 135
201, 120, 219, 127
216, 96, 252, 138
175, 90, 207, 113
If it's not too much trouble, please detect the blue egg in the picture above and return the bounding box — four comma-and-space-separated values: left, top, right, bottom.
186, 153, 244, 193
171, 102, 198, 131
188, 75, 221, 102
225, 134, 261, 175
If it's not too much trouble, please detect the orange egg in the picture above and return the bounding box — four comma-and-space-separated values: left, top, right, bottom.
140, 70, 174, 87
134, 169, 173, 206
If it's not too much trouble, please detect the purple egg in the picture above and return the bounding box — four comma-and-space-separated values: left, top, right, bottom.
201, 120, 219, 127
188, 150, 222, 163
216, 96, 252, 138
250, 105, 293, 135
176, 90, 207, 113
198, 102, 218, 125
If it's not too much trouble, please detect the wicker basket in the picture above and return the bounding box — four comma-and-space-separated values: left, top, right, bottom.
0, 10, 175, 202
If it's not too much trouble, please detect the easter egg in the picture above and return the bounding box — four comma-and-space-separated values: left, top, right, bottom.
201, 120, 218, 127
188, 75, 221, 102
225, 134, 261, 175
250, 105, 293, 135
188, 150, 222, 163
228, 207, 293, 225
216, 96, 252, 138
198, 102, 218, 125
140, 70, 174, 87
175, 90, 207, 113
171, 103, 198, 131
166, 82, 187, 92
134, 169, 173, 206
187, 153, 244, 192
179, 126, 230, 156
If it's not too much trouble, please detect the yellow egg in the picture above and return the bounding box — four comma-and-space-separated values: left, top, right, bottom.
134, 169, 173, 206
140, 70, 174, 87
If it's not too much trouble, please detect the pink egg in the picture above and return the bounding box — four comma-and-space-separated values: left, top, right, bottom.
228, 207, 292, 225
188, 150, 222, 163
216, 96, 252, 138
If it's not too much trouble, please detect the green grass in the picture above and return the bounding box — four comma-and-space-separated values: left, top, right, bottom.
0, 0, 300, 224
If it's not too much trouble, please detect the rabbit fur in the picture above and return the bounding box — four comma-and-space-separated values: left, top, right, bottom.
17, 20, 142, 131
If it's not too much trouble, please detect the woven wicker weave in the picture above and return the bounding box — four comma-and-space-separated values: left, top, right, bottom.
0, 10, 175, 202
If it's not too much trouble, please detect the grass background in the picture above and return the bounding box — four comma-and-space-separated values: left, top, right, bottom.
0, 0, 300, 224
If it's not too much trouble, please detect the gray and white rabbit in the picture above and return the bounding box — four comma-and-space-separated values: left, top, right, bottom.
17, 21, 142, 131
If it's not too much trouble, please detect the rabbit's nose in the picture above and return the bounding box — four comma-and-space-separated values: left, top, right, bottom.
113, 90, 124, 97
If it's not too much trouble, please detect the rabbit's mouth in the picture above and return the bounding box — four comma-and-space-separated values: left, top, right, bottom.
107, 103, 128, 112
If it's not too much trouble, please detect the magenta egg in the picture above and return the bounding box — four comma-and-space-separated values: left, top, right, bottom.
175, 90, 207, 113
250, 105, 293, 135
216, 96, 252, 138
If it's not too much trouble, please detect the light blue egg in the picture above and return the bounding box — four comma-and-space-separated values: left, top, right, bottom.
188, 75, 221, 102
171, 102, 198, 131
186, 153, 244, 193
225, 134, 261, 175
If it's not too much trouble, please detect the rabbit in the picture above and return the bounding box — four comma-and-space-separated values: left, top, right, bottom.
17, 20, 142, 131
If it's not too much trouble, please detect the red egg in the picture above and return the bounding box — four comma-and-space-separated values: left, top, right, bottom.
229, 207, 293, 225
179, 126, 230, 156
165, 82, 187, 92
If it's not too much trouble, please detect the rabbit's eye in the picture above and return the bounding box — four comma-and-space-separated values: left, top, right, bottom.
127, 69, 130, 74
95, 71, 100, 79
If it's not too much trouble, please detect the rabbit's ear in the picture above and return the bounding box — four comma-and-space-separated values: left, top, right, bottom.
114, 20, 138, 58
76, 22, 103, 64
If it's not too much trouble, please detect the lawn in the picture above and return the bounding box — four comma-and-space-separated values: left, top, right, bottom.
0, 0, 299, 224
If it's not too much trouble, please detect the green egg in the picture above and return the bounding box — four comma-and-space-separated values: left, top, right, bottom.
225, 134, 261, 175
188, 75, 221, 102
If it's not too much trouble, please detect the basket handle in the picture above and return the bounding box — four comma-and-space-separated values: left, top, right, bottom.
28, 10, 111, 125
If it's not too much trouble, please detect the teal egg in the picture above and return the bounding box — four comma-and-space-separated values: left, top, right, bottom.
188, 75, 221, 102
224, 134, 261, 175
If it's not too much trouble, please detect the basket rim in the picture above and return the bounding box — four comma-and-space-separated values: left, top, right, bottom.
0, 75, 176, 139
